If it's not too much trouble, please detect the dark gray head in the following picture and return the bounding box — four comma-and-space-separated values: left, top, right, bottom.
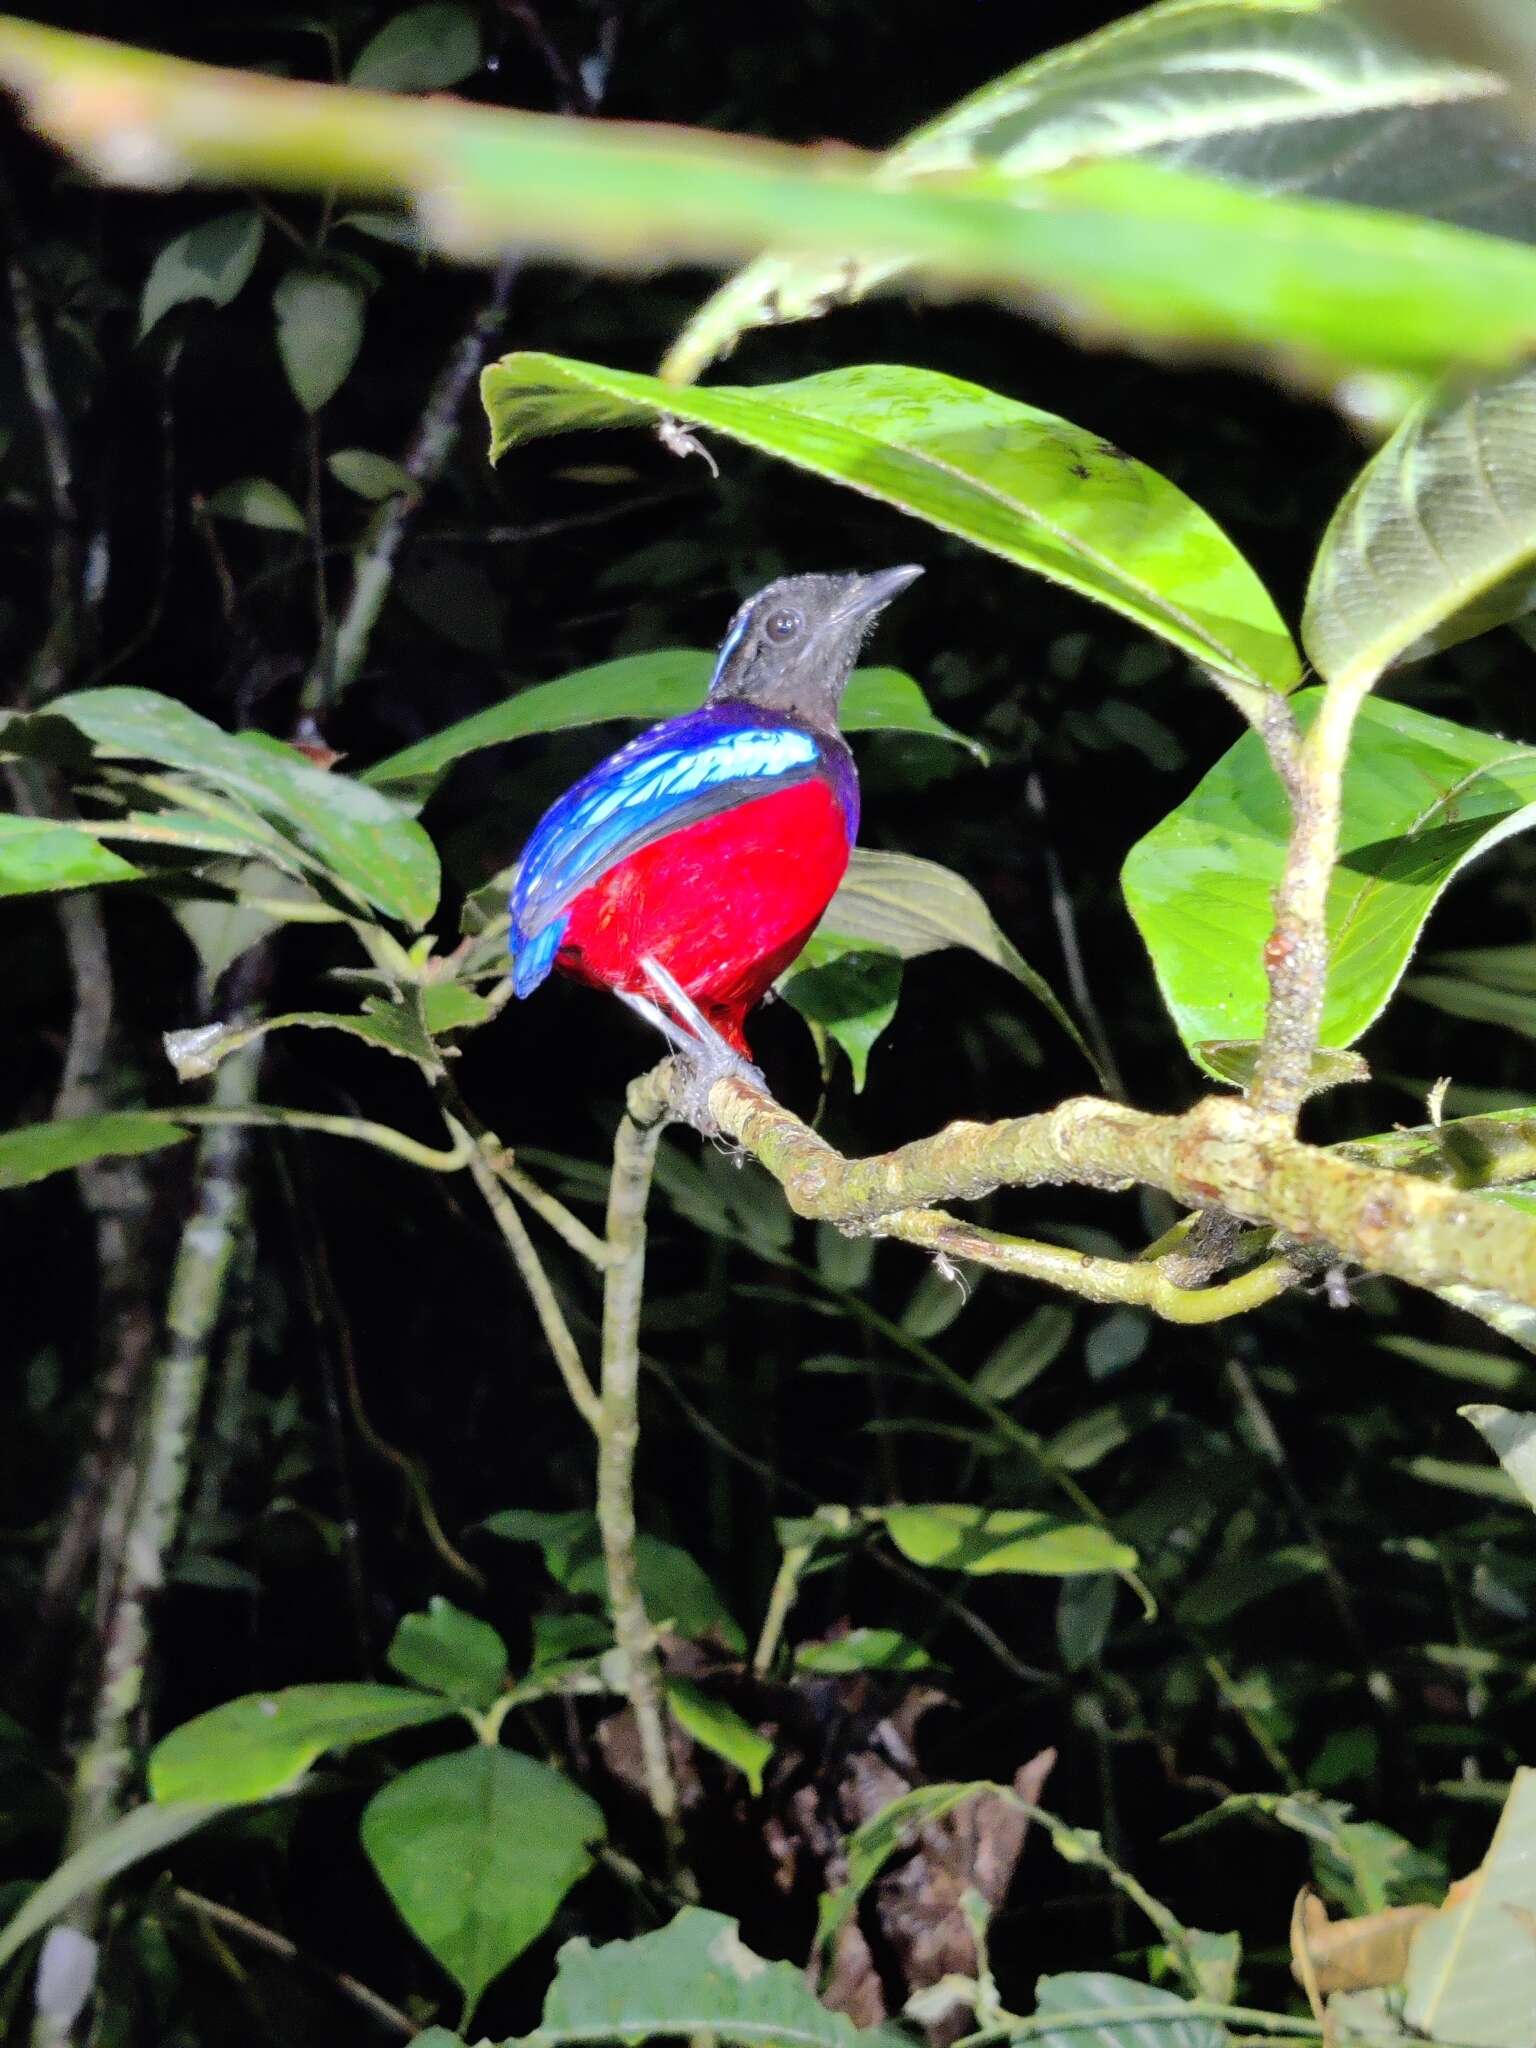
707, 565, 923, 730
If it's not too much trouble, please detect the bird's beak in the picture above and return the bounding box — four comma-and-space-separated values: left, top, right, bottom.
834, 563, 924, 624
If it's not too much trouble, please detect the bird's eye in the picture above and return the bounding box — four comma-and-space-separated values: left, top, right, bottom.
764, 608, 803, 644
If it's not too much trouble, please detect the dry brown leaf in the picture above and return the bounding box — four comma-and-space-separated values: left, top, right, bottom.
1292, 1887, 1437, 1995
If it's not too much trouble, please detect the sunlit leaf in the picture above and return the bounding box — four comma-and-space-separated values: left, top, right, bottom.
483, 357, 1298, 694
362, 653, 978, 793
664, 1680, 772, 1795
794, 1628, 934, 1675
34, 687, 438, 925
878, 1504, 1138, 1576
387, 1599, 509, 1712
822, 848, 1100, 1078
1305, 360, 1536, 690
362, 1748, 602, 2018
0, 1114, 190, 1192
16, 23, 1536, 394
139, 207, 263, 339
1122, 691, 1536, 1068
665, 0, 1533, 381
148, 1685, 456, 1803
0, 815, 140, 895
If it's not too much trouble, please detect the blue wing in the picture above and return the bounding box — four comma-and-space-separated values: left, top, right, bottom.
508, 707, 829, 997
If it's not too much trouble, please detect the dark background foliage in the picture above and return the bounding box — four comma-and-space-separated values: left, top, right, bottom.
3, 2, 1535, 2041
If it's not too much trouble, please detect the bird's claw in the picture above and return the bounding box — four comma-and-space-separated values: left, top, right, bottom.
617, 957, 765, 1133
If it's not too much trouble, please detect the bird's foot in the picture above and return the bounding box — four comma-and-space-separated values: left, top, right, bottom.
617, 957, 766, 1134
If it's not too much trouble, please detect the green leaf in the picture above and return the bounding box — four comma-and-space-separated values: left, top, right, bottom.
274, 269, 365, 413
348, 3, 481, 93
1122, 690, 1536, 1067
510, 1907, 901, 2048
820, 848, 1100, 1079
1461, 1405, 1536, 1512
139, 207, 263, 339
361, 1748, 602, 2018
1405, 1768, 1536, 2046
1029, 1972, 1229, 2048
326, 446, 419, 499
794, 1628, 934, 1675
0, 1800, 232, 1972
1305, 360, 1536, 691
205, 476, 307, 534
1403, 972, 1536, 1040
1377, 1336, 1533, 1395
779, 936, 901, 1092
387, 1599, 509, 1712
483, 1510, 745, 1653
665, 0, 1527, 381
0, 814, 140, 895
362, 652, 977, 792
877, 1504, 1138, 1577
0, 1114, 190, 1191
17, 23, 1536, 393
148, 1684, 457, 1803
483, 357, 1297, 694
664, 1679, 772, 1796
38, 687, 439, 925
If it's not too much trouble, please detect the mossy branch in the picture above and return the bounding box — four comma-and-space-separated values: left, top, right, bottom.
686, 1075, 1536, 1312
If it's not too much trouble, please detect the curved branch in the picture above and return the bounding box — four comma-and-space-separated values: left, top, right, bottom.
692, 1074, 1536, 1310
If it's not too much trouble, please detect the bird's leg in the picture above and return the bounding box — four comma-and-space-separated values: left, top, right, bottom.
619, 956, 765, 1134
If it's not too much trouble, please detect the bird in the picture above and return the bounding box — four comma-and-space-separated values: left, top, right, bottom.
508, 565, 922, 1074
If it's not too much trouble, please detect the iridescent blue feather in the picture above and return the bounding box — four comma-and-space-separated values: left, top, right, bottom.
508, 703, 848, 998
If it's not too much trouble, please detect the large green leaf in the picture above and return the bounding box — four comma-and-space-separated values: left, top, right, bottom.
362, 653, 979, 793
1122, 690, 1536, 1066
361, 1748, 602, 2019
877, 1504, 1138, 1576
506, 1907, 903, 2048
148, 1684, 458, 1803
483, 358, 1298, 694
15, 23, 1536, 392
0, 1114, 191, 1191
0, 814, 140, 895
1305, 360, 1536, 689
1029, 1973, 1230, 2048
0, 1800, 233, 1971
35, 688, 438, 925
820, 848, 1101, 1078
1404, 1768, 1536, 2045
665, 0, 1533, 380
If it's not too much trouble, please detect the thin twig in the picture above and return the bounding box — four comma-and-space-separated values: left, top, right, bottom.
173, 1888, 415, 2039
598, 1065, 694, 1890
300, 256, 519, 712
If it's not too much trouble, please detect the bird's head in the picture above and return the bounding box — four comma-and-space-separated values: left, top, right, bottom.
706, 565, 923, 730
